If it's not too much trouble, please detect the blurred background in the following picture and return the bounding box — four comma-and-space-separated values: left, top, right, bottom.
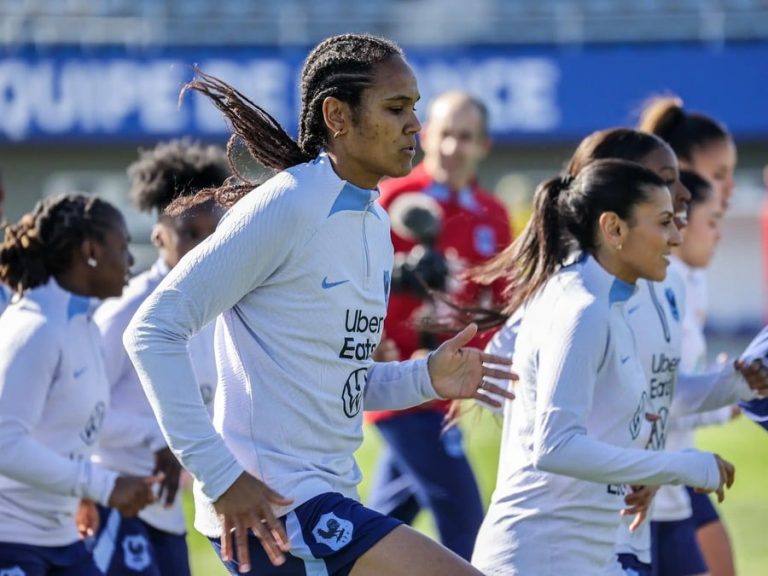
0, 2, 767, 573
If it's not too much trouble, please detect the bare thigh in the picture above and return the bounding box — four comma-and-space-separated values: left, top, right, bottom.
697, 520, 735, 576
350, 525, 482, 576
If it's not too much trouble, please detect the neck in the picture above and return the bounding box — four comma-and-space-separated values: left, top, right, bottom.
325, 150, 379, 190
55, 268, 92, 297
594, 248, 637, 285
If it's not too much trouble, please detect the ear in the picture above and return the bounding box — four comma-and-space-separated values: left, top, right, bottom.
322, 96, 351, 139
78, 237, 101, 267
151, 223, 165, 249
597, 211, 629, 250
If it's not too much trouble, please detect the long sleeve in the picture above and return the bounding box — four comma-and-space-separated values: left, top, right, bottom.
124, 176, 300, 502
0, 321, 117, 505
96, 301, 165, 452
672, 364, 754, 416
364, 358, 438, 411
532, 305, 719, 491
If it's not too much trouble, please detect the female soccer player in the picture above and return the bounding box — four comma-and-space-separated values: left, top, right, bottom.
92, 139, 229, 576
470, 158, 734, 575
639, 98, 741, 576
124, 34, 514, 576
0, 194, 158, 575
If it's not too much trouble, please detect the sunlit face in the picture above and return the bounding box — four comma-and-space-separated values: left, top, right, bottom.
639, 146, 691, 229
677, 190, 723, 268
614, 186, 682, 283
337, 55, 421, 189
91, 215, 134, 299
155, 201, 223, 269
684, 138, 737, 211
421, 98, 490, 190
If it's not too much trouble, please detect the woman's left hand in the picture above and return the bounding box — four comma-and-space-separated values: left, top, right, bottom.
734, 358, 768, 396
621, 485, 659, 532
76, 499, 100, 539
427, 323, 517, 407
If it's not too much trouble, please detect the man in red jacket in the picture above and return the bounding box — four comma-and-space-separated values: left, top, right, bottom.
367, 91, 511, 560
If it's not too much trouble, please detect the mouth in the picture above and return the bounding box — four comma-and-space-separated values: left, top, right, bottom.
401, 146, 416, 158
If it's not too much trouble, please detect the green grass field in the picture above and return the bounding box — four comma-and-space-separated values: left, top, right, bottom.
184, 413, 768, 575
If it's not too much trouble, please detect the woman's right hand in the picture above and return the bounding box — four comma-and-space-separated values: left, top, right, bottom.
214, 472, 293, 572
696, 454, 735, 503
108, 475, 162, 517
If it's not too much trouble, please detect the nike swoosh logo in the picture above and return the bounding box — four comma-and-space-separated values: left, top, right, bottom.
73, 367, 87, 379
627, 305, 640, 315
322, 276, 349, 290
621, 356, 630, 364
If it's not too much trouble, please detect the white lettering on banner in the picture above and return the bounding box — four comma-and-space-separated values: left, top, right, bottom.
412, 57, 560, 132
194, 59, 292, 132
0, 58, 187, 139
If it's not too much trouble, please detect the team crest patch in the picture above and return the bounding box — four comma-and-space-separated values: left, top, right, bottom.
0, 567, 26, 576
312, 512, 354, 551
79, 401, 106, 446
342, 368, 366, 418
123, 534, 151, 571
664, 288, 680, 322
473, 225, 496, 257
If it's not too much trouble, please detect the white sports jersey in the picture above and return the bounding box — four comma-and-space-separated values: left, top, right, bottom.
95, 258, 217, 535
472, 255, 720, 576
615, 262, 756, 560
0, 279, 118, 546
124, 154, 440, 537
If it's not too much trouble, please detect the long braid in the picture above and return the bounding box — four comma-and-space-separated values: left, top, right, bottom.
0, 194, 120, 292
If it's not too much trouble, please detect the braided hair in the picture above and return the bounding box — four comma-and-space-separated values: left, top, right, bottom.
167, 34, 402, 215
0, 194, 122, 293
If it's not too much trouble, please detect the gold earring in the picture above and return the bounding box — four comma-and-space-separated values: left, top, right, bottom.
616, 243, 623, 252
333, 129, 344, 138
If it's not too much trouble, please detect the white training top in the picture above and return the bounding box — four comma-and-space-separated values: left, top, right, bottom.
95, 258, 217, 535
614, 261, 757, 561
124, 154, 440, 537
472, 255, 720, 576
0, 279, 119, 546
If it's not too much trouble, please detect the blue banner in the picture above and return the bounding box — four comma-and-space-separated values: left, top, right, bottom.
0, 43, 765, 143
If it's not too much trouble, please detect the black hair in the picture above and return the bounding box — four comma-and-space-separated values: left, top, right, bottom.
567, 128, 673, 176
0, 194, 122, 292
166, 33, 403, 215
679, 169, 715, 209
474, 159, 666, 316
128, 138, 229, 214
638, 97, 731, 163
469, 129, 672, 315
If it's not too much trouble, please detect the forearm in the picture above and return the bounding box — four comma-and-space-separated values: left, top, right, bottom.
0, 425, 117, 505
364, 357, 439, 411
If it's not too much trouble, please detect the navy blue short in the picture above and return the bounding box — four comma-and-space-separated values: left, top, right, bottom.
651, 518, 707, 576
617, 553, 652, 575
92, 506, 190, 576
210, 492, 402, 575
685, 487, 720, 529
0, 540, 100, 576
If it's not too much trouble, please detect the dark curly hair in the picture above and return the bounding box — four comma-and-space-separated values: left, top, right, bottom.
127, 138, 230, 214
0, 193, 122, 292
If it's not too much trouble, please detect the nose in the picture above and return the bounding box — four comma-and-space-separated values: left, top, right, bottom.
669, 222, 683, 247
406, 110, 421, 135
440, 136, 459, 157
